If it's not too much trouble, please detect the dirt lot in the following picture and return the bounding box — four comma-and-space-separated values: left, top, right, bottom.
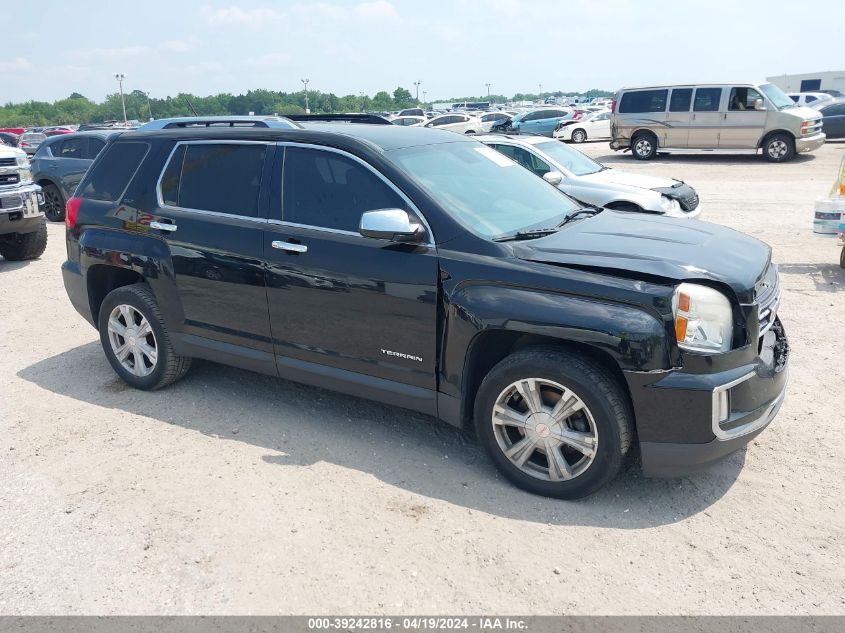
2, 141, 844, 615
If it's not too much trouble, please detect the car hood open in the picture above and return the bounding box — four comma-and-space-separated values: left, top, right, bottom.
512, 210, 770, 302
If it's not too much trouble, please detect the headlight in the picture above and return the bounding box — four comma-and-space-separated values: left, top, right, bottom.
16, 155, 28, 167
672, 283, 733, 353
659, 196, 682, 216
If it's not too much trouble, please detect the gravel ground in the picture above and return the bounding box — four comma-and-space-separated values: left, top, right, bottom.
2, 141, 844, 615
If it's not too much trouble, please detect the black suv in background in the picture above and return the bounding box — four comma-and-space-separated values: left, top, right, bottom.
62, 122, 789, 498
31, 130, 119, 221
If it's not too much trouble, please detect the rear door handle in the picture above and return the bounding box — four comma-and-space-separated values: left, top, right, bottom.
272, 240, 307, 253
150, 221, 177, 232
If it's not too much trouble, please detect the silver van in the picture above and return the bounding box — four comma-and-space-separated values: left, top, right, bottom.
610, 83, 825, 162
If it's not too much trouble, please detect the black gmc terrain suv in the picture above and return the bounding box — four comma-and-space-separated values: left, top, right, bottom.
62, 120, 789, 498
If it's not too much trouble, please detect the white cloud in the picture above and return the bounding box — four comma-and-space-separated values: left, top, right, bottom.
73, 46, 151, 60
292, 0, 399, 23
202, 5, 286, 27
352, 0, 399, 21
0, 57, 33, 72
185, 61, 226, 73
162, 36, 200, 52
246, 52, 291, 68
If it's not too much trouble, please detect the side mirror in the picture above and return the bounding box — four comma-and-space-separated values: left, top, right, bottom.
359, 209, 423, 243
542, 171, 563, 187
754, 98, 766, 111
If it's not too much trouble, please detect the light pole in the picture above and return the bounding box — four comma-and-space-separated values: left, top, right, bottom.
538, 83, 543, 96
413, 80, 421, 103
422, 90, 427, 106
144, 91, 153, 121
485, 83, 491, 98
360, 91, 366, 112
301, 78, 310, 113
114, 73, 127, 125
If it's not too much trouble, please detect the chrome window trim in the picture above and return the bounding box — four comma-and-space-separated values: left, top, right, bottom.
154, 140, 274, 222
275, 141, 435, 246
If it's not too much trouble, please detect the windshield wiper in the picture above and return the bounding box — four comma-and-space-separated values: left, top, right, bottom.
557, 206, 604, 226
493, 228, 560, 242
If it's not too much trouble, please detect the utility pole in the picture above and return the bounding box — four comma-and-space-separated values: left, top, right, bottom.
301, 78, 310, 113
144, 91, 153, 121
413, 80, 421, 103
360, 91, 366, 112
114, 73, 127, 125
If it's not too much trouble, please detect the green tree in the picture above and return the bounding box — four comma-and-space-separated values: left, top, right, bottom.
371, 91, 393, 111
392, 87, 413, 109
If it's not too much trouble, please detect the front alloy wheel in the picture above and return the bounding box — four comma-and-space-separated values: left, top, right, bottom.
492, 378, 598, 481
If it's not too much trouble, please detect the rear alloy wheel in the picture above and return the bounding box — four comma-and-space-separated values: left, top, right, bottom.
632, 133, 657, 160
571, 129, 587, 143
42, 183, 65, 222
474, 348, 633, 499
763, 133, 795, 163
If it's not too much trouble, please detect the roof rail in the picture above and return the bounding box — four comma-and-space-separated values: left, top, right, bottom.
286, 113, 392, 125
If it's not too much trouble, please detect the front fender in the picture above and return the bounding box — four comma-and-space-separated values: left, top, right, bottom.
439, 282, 673, 401
78, 227, 184, 332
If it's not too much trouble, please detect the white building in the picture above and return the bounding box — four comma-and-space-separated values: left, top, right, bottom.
766, 71, 845, 94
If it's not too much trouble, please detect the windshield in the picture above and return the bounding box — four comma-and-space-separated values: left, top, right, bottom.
759, 83, 795, 110
533, 141, 603, 176
388, 141, 581, 238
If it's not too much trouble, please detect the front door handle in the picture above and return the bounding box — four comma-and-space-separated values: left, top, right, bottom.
150, 221, 177, 232
272, 240, 308, 254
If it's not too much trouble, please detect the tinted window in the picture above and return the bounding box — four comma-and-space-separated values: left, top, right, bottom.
160, 145, 186, 206
86, 137, 106, 159
789, 95, 799, 103
493, 145, 551, 177
694, 88, 722, 112
618, 90, 668, 113
805, 95, 817, 103
669, 88, 693, 112
283, 147, 406, 232
80, 142, 149, 202
168, 143, 265, 217
728, 87, 762, 111
58, 137, 87, 159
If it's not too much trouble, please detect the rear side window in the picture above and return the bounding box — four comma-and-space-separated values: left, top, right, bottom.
79, 141, 149, 202
694, 88, 722, 112
282, 147, 406, 232
86, 137, 106, 159
669, 88, 693, 112
160, 143, 266, 217
58, 137, 87, 159
618, 90, 668, 113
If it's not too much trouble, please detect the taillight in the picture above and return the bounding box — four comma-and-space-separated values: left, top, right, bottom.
611, 99, 617, 113
66, 196, 81, 228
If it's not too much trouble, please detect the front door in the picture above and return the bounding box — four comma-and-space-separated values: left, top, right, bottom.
147, 140, 273, 356
687, 87, 723, 149
265, 145, 439, 392
720, 87, 767, 148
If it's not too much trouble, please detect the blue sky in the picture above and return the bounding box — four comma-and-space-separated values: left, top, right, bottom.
4, 0, 842, 103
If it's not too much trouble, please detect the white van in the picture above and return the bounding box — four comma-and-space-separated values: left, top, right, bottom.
610, 83, 825, 162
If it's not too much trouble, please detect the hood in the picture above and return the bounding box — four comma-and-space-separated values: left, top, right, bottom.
787, 104, 823, 121
512, 210, 770, 302
581, 167, 676, 190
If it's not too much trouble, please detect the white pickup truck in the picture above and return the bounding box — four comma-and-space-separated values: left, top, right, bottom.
0, 143, 46, 260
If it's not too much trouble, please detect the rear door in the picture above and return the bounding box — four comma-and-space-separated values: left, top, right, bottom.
720, 86, 767, 148
147, 140, 274, 360
820, 103, 845, 138
665, 88, 692, 148
688, 87, 723, 148
264, 144, 439, 393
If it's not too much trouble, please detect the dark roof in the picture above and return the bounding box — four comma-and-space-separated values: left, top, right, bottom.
120, 123, 472, 152
42, 130, 124, 144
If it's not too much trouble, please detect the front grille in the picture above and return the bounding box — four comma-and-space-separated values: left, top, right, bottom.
678, 190, 699, 211
0, 157, 16, 167
756, 264, 780, 336
0, 173, 20, 185
653, 183, 700, 212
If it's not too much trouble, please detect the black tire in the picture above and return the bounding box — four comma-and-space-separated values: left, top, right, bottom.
41, 182, 66, 222
840, 246, 845, 270
98, 283, 191, 390
571, 128, 587, 143
762, 133, 795, 162
631, 132, 658, 160
465, 130, 476, 135
0, 217, 47, 261
474, 348, 633, 499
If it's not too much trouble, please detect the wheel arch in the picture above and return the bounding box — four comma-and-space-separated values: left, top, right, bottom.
86, 264, 146, 326
757, 128, 795, 149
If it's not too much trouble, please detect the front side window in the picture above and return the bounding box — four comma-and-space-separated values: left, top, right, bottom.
86, 137, 106, 159
618, 90, 668, 113
728, 87, 763, 111
669, 88, 693, 112
494, 145, 551, 177
161, 143, 265, 217
693, 88, 722, 112
283, 147, 407, 232
80, 141, 149, 202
